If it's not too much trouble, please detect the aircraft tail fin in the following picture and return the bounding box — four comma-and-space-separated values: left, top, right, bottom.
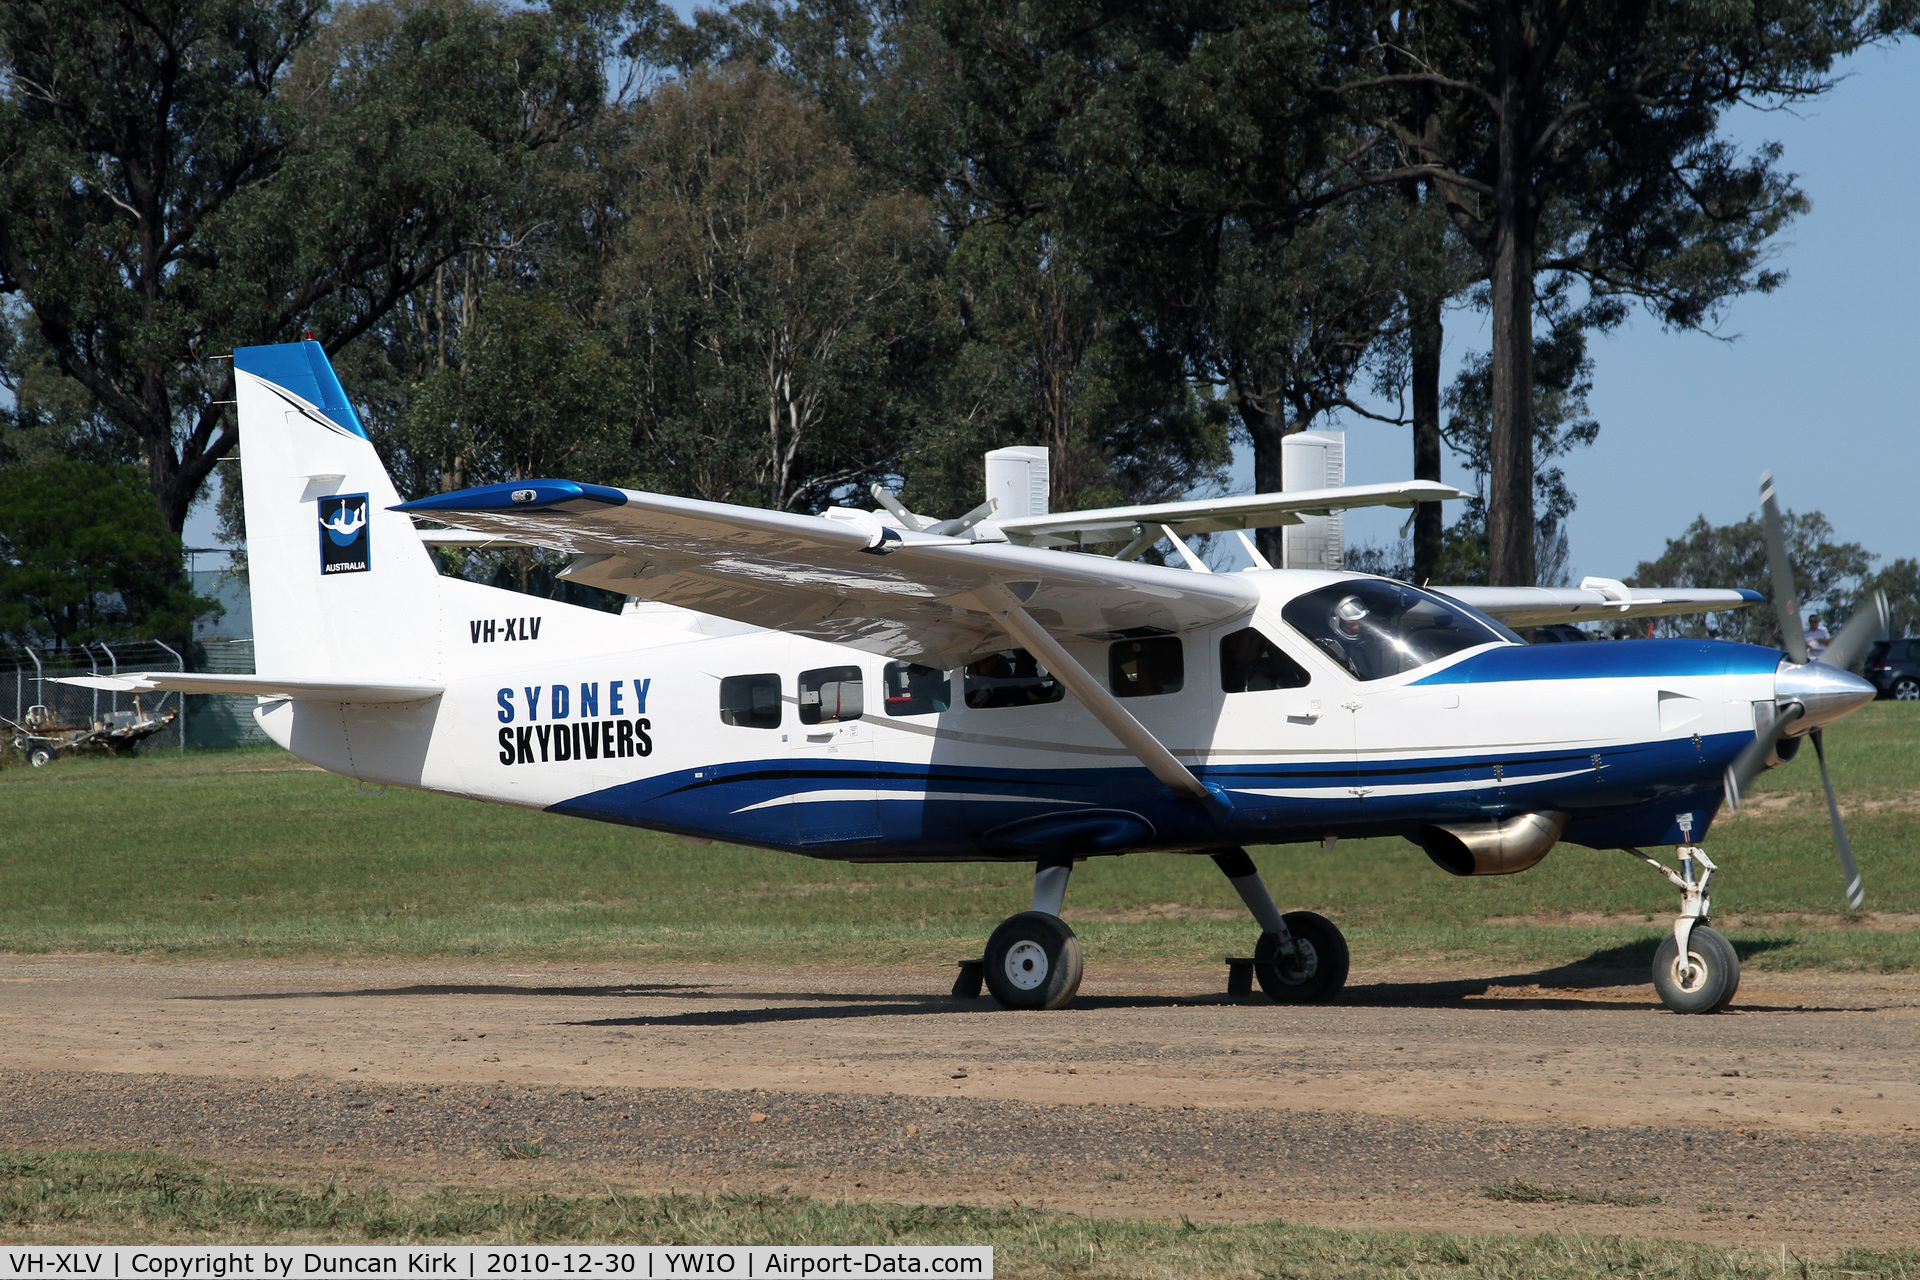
233, 342, 441, 681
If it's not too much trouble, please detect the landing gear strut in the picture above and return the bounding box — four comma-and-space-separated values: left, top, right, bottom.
1212, 848, 1348, 1004
982, 857, 1084, 1010
1625, 843, 1741, 1014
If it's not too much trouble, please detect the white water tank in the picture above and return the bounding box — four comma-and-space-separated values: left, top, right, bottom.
1280, 430, 1344, 570
984, 446, 1050, 520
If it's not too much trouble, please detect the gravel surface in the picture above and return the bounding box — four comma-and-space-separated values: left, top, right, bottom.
2, 955, 1917, 1249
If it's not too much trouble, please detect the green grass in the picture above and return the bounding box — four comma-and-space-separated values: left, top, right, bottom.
2, 704, 1917, 971
4, 1151, 1916, 1277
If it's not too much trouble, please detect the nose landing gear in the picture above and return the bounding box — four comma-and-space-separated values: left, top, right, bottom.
1625, 843, 1741, 1014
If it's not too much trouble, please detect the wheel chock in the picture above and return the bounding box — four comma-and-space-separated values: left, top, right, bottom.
1225, 957, 1256, 996
951, 958, 986, 998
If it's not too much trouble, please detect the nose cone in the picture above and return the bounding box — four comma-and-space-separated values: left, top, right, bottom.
1775, 659, 1876, 730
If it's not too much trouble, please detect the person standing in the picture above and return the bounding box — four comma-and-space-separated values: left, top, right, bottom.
1806, 614, 1831, 662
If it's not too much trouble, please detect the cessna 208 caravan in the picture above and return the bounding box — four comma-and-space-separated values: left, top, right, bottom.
66, 341, 1886, 1015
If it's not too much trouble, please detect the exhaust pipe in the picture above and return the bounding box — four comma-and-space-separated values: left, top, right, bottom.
1416, 811, 1568, 877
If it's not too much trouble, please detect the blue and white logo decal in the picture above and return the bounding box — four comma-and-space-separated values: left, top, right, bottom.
319, 493, 371, 574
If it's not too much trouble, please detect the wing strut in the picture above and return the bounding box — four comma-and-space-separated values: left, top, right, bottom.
975, 584, 1230, 818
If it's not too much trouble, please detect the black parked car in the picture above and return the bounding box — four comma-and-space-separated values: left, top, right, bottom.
1863, 638, 1920, 700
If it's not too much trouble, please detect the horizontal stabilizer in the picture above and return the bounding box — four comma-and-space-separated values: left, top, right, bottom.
54, 673, 444, 703
1436, 584, 1763, 628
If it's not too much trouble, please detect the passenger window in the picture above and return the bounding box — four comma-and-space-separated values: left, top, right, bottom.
1220, 627, 1310, 692
883, 661, 951, 716
719, 673, 781, 729
964, 649, 1065, 709
1109, 636, 1184, 697
799, 665, 865, 724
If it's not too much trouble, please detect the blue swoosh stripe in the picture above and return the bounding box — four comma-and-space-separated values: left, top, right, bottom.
1414, 639, 1781, 685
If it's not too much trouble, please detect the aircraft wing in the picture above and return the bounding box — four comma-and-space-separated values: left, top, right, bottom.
1436, 584, 1764, 628
396, 479, 1260, 667
54, 673, 444, 702
996, 480, 1464, 547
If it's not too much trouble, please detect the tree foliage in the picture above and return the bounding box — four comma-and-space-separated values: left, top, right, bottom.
0, 460, 218, 647
2, 0, 1915, 617
1629, 508, 1876, 646
0, 0, 613, 531
1316, 0, 1915, 583
604, 68, 945, 512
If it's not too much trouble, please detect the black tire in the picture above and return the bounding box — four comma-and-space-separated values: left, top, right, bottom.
1652, 924, 1740, 1014
983, 911, 1084, 1011
1254, 911, 1349, 1004
28, 747, 52, 768
1893, 677, 1920, 702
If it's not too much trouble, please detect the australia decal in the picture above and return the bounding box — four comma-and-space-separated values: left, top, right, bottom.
496, 679, 651, 766
319, 493, 371, 574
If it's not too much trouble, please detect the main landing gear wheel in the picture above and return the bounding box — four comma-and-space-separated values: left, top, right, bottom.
1254, 911, 1349, 1004
983, 911, 1084, 1011
1652, 924, 1740, 1014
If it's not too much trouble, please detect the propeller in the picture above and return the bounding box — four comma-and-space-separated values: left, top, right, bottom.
1724, 472, 1885, 911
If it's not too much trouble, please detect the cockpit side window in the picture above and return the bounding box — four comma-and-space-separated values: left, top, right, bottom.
1280, 580, 1516, 681
1220, 627, 1311, 692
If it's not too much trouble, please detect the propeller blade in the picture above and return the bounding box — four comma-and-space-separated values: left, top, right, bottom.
1760, 471, 1807, 664
1810, 729, 1865, 910
1723, 701, 1804, 810
1823, 590, 1890, 671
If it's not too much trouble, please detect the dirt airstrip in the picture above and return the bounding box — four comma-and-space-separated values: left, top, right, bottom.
1, 953, 1917, 1250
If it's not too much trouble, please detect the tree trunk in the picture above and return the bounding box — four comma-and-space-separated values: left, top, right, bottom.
1485, 0, 1536, 588
1410, 291, 1443, 584
1241, 400, 1286, 567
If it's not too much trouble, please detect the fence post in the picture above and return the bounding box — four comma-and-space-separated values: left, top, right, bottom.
83, 644, 99, 724
26, 647, 43, 712
99, 641, 120, 717
153, 639, 186, 753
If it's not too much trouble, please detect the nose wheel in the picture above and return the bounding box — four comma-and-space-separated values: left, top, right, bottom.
1652, 923, 1740, 1014
1626, 843, 1741, 1014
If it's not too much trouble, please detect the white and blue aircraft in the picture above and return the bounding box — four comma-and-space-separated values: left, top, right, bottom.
67, 342, 1886, 1014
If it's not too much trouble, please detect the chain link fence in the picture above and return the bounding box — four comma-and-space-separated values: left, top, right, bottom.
2, 638, 269, 762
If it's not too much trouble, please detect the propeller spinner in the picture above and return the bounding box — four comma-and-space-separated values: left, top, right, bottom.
1724, 472, 1885, 909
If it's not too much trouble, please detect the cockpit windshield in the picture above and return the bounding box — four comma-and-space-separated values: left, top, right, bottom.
1280, 580, 1518, 681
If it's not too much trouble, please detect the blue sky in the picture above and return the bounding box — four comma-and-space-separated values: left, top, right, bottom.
1318, 40, 1920, 581
188, 39, 1920, 588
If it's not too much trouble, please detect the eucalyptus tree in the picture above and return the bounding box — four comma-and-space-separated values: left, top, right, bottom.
1322, 0, 1917, 585
1630, 509, 1874, 646
0, 0, 614, 532
602, 68, 947, 513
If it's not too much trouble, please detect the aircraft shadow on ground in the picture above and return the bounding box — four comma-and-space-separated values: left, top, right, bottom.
179, 938, 1828, 1023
